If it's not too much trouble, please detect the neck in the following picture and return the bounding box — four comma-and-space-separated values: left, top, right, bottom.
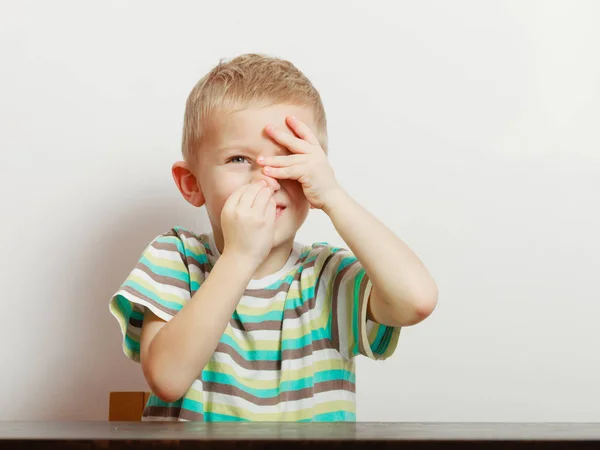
252, 240, 295, 280
213, 233, 295, 280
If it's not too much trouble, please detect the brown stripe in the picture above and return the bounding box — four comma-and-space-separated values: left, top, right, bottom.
314, 378, 356, 395
185, 258, 211, 275
229, 318, 282, 332
282, 337, 336, 360
326, 254, 340, 351
204, 378, 355, 406
246, 269, 302, 299
214, 343, 281, 370
329, 255, 360, 354
214, 338, 336, 371
136, 260, 191, 291
129, 317, 143, 327
178, 408, 205, 421
120, 285, 178, 318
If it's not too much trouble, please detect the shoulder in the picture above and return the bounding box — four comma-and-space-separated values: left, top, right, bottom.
140, 227, 214, 276
146, 227, 212, 256
298, 241, 357, 274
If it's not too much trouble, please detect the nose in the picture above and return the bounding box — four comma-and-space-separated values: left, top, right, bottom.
254, 171, 280, 191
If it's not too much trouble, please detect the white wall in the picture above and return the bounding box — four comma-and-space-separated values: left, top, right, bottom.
1, 0, 599, 421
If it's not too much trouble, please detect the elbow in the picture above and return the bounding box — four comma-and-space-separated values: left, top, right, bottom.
398, 284, 438, 326
150, 382, 185, 404
142, 358, 187, 404
413, 284, 438, 322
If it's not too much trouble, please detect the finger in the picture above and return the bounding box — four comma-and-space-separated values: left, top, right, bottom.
258, 154, 305, 168
238, 181, 267, 210
265, 197, 277, 221
265, 126, 313, 154
263, 165, 301, 180
262, 174, 281, 190
286, 115, 320, 145
252, 185, 274, 213
223, 183, 251, 213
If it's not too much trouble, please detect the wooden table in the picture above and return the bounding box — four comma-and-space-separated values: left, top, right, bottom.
1, 421, 600, 449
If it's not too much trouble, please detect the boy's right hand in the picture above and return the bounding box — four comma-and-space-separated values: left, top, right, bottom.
220, 181, 277, 267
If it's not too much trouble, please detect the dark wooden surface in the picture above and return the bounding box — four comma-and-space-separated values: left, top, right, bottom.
1, 421, 600, 449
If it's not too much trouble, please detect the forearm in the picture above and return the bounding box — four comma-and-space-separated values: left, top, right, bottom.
146, 252, 255, 400
324, 190, 438, 325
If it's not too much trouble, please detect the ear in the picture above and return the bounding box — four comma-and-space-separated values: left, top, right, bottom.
172, 161, 205, 207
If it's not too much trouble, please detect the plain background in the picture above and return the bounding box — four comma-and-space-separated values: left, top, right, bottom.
1, 0, 599, 421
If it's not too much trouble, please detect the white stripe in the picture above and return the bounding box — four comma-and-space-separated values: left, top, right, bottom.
238, 291, 285, 308
114, 291, 174, 322
188, 263, 203, 277
181, 234, 206, 252
227, 326, 282, 342
146, 245, 184, 262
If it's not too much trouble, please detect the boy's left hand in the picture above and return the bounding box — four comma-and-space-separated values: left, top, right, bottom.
258, 115, 344, 211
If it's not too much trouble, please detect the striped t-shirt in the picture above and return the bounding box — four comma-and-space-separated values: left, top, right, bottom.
109, 227, 400, 422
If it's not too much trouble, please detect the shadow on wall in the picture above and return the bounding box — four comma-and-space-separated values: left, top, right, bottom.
34, 190, 207, 420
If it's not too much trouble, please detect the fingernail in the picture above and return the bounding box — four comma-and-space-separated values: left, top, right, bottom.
259, 180, 267, 186
289, 115, 296, 122
257, 156, 265, 164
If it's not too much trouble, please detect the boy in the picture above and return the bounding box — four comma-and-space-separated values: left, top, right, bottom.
110, 53, 438, 422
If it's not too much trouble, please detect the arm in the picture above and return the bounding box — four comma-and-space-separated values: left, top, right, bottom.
140, 181, 277, 403
323, 190, 438, 327
140, 252, 255, 403
258, 116, 437, 328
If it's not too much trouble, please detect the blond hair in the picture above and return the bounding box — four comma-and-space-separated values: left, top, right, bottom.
181, 53, 327, 161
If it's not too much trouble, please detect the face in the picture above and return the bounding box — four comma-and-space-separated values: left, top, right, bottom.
194, 104, 316, 252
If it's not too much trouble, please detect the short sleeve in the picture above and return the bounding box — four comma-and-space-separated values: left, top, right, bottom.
109, 228, 206, 363
315, 245, 401, 361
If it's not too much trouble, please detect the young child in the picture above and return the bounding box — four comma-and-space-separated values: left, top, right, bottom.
109, 53, 438, 422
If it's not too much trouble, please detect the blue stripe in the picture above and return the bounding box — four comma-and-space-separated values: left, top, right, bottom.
352, 270, 365, 356
124, 333, 140, 353
370, 323, 387, 352
139, 257, 190, 283
181, 397, 204, 413
219, 334, 281, 361
314, 369, 356, 384
236, 310, 284, 323
203, 413, 249, 422
114, 295, 132, 316
308, 411, 356, 422
281, 328, 329, 351
338, 255, 357, 271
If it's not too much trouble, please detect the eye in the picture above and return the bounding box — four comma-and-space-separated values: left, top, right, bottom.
228, 156, 249, 164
